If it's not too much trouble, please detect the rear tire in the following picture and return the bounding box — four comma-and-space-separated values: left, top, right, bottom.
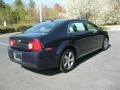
59, 49, 75, 73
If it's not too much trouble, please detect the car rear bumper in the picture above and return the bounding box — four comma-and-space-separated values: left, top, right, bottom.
8, 48, 59, 69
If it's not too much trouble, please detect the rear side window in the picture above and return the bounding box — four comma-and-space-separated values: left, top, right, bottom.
68, 22, 86, 33
25, 22, 55, 33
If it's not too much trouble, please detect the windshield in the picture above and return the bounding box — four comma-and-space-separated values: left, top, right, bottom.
25, 22, 55, 33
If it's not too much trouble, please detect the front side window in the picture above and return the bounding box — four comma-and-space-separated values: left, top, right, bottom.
68, 22, 86, 33
86, 23, 97, 32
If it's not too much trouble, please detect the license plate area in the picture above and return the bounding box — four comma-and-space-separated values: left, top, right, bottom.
13, 52, 22, 62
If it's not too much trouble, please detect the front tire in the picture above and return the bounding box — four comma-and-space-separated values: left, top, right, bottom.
102, 37, 109, 50
59, 49, 75, 73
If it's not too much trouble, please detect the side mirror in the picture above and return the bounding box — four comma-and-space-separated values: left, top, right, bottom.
98, 27, 106, 31
98, 27, 103, 30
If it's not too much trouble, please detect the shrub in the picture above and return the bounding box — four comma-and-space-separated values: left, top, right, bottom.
15, 26, 32, 32
0, 28, 15, 34
0, 25, 32, 34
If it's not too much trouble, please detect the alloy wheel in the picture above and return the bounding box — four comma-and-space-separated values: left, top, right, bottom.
103, 38, 109, 50
61, 50, 75, 71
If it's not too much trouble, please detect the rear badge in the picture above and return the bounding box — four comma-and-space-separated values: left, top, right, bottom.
17, 40, 22, 43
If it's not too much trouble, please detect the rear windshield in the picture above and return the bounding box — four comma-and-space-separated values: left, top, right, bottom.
25, 22, 55, 33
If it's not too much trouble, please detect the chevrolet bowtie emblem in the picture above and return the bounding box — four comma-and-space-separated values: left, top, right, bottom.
17, 40, 21, 42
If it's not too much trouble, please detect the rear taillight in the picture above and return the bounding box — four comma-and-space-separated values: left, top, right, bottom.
28, 39, 42, 51
9, 38, 14, 47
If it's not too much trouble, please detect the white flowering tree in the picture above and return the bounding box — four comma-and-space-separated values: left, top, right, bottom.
65, 0, 120, 25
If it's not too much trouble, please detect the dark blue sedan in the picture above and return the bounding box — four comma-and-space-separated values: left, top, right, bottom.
8, 19, 109, 72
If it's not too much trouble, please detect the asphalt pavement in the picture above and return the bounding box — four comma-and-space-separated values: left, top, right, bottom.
0, 31, 120, 90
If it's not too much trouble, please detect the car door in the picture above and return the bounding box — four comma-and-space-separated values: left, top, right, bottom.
84, 21, 104, 51
68, 21, 94, 58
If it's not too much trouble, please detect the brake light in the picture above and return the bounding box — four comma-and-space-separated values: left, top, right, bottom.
28, 39, 42, 51
9, 38, 14, 47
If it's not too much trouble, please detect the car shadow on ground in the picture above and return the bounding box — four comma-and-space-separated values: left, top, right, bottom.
74, 44, 111, 69
23, 45, 111, 76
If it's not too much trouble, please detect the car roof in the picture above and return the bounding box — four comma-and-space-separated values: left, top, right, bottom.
49, 19, 87, 24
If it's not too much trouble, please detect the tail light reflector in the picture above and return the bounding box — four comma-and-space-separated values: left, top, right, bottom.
9, 38, 14, 47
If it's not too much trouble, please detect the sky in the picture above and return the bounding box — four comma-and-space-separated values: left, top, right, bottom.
4, 0, 64, 7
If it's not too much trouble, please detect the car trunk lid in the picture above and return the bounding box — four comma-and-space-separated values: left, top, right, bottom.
9, 33, 46, 51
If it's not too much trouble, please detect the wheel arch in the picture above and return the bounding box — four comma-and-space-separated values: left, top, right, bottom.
62, 46, 76, 58
56, 40, 77, 66
57, 45, 77, 72
105, 35, 109, 41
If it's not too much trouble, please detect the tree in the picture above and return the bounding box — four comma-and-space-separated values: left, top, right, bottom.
27, 0, 35, 19
66, 0, 97, 20
42, 5, 59, 21
0, 0, 5, 8
14, 0, 26, 21
0, 1, 10, 21
14, 0, 23, 7
0, 3, 16, 25
0, 0, 5, 20
54, 3, 62, 13
16, 8, 26, 21
65, 0, 120, 25
46, 8, 58, 20
98, 0, 120, 25
29, 0, 35, 8
10, 10, 19, 23
42, 5, 48, 21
